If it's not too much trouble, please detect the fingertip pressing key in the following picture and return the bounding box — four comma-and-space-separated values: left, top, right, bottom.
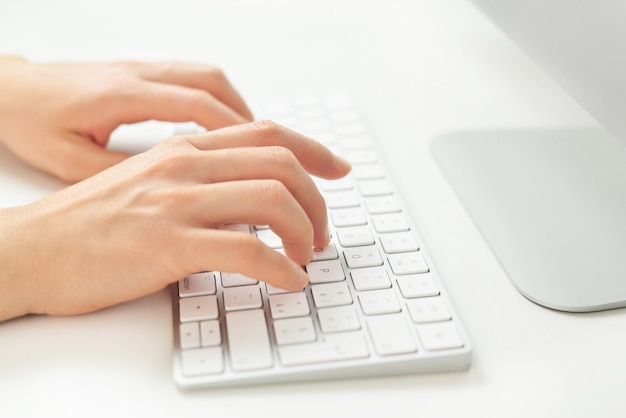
297, 268, 310, 289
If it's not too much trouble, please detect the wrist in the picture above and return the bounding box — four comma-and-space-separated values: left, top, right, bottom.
0, 56, 30, 146
0, 206, 38, 322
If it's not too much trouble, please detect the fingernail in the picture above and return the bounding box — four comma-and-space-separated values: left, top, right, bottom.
335, 155, 352, 171
297, 268, 310, 288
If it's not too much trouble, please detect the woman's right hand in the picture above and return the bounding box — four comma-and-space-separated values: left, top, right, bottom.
0, 121, 351, 321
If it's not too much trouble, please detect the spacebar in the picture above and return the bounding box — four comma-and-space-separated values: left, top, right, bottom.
278, 332, 370, 366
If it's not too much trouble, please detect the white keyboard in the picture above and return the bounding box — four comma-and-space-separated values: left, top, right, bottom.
170, 94, 471, 389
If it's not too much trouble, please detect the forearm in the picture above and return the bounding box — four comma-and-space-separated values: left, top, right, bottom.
0, 55, 28, 148
0, 206, 36, 322
0, 56, 33, 320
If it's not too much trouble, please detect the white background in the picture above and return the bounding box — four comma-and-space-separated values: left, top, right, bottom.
0, 1, 624, 417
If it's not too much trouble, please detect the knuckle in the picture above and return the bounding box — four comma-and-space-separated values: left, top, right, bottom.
250, 119, 285, 138
96, 66, 138, 95
206, 66, 226, 81
147, 186, 181, 211
156, 150, 191, 172
146, 143, 196, 175
186, 88, 211, 106
266, 146, 298, 168
159, 134, 188, 146
260, 179, 289, 205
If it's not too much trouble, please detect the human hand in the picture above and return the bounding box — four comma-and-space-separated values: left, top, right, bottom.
0, 121, 351, 321
0, 57, 253, 182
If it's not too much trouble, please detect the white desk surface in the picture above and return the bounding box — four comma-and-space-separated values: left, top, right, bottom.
1, 1, 624, 417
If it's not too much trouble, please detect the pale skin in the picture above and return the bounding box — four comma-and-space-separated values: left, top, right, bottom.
0, 56, 351, 322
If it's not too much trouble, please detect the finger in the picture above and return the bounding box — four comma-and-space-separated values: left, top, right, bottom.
188, 179, 315, 266
0, 55, 28, 65
96, 81, 249, 140
43, 133, 130, 183
179, 229, 309, 291
124, 61, 253, 121
181, 146, 330, 248
181, 120, 352, 179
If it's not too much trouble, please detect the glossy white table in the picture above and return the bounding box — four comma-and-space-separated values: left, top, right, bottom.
1, 1, 624, 417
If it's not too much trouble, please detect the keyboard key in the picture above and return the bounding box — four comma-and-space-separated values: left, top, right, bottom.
351, 266, 391, 291
388, 252, 429, 275
358, 289, 401, 315
200, 320, 222, 347
179, 295, 218, 322
344, 246, 383, 268
226, 309, 273, 371
179, 272, 217, 297
256, 229, 282, 248
396, 274, 440, 298
317, 177, 353, 192
311, 282, 353, 308
293, 95, 322, 109
417, 322, 464, 351
357, 179, 394, 196
331, 208, 367, 227
329, 109, 359, 124
340, 135, 371, 150
336, 123, 367, 137
269, 292, 310, 319
306, 259, 345, 283
324, 190, 360, 208
364, 195, 401, 214
179, 322, 201, 349
379, 232, 419, 253
297, 107, 326, 121
259, 99, 292, 116
312, 243, 339, 261
317, 305, 361, 333
323, 93, 353, 111
312, 132, 337, 145
273, 317, 317, 345
371, 213, 410, 233
352, 164, 386, 180
366, 314, 417, 355
221, 272, 258, 287
300, 120, 332, 136
265, 282, 291, 295
278, 332, 369, 366
336, 226, 375, 247
223, 285, 263, 311
181, 347, 224, 376
407, 297, 451, 324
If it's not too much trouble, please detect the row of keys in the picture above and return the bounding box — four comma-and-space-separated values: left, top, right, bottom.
180, 311, 464, 376
179, 282, 449, 323
180, 270, 440, 302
